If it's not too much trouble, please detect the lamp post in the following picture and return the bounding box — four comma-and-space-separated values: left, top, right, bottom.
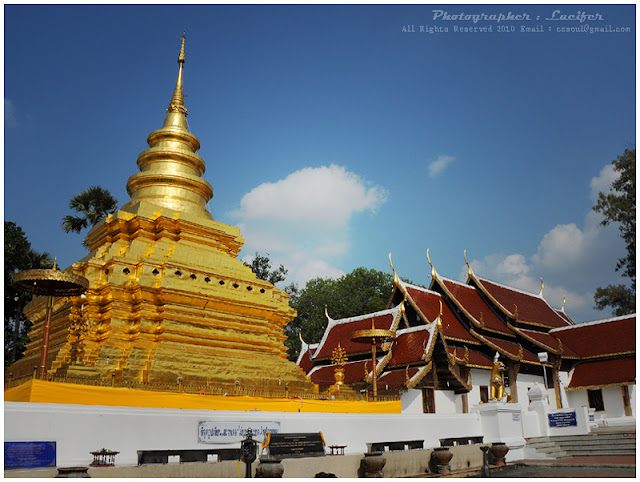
13, 260, 88, 380
537, 352, 548, 391
241, 429, 257, 478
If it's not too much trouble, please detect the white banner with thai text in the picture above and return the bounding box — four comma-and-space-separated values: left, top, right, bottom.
197, 421, 281, 444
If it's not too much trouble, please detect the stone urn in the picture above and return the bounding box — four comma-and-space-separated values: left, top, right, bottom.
489, 442, 509, 466
429, 447, 453, 474
255, 457, 284, 478
359, 452, 386, 478
55, 467, 91, 478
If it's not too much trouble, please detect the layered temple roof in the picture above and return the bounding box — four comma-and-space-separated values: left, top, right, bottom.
297, 253, 636, 395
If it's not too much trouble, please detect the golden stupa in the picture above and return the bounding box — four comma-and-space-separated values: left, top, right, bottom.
9, 35, 311, 390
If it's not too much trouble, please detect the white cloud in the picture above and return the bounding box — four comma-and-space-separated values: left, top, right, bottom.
5, 98, 18, 127
233, 165, 387, 227
462, 162, 627, 323
590, 163, 617, 202
231, 165, 388, 286
428, 155, 455, 178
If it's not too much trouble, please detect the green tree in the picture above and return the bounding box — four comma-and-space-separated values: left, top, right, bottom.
592, 148, 636, 315
284, 267, 395, 361
243, 252, 288, 285
62, 186, 118, 247
4, 221, 54, 367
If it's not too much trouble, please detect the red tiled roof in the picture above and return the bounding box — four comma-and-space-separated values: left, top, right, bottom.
551, 315, 636, 359
568, 357, 635, 389
297, 346, 315, 374
377, 368, 420, 390
403, 284, 477, 343
446, 346, 494, 369
474, 277, 571, 329
313, 311, 396, 360
440, 278, 512, 336
387, 327, 431, 367
514, 327, 575, 356
473, 331, 540, 364
308, 359, 370, 385
555, 310, 574, 325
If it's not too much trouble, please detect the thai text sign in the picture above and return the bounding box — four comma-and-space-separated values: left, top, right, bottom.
4, 441, 56, 469
198, 421, 281, 444
548, 410, 577, 428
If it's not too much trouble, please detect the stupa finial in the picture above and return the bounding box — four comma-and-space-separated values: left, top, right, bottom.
167, 31, 188, 116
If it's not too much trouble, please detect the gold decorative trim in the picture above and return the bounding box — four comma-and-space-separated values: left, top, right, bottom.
406, 361, 433, 389
566, 381, 635, 391
508, 324, 561, 355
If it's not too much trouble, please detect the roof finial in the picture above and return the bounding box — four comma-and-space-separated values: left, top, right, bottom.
324, 305, 332, 322
464, 250, 473, 279
427, 248, 437, 280
561, 296, 566, 312
167, 31, 188, 116
389, 252, 399, 285
538, 277, 544, 297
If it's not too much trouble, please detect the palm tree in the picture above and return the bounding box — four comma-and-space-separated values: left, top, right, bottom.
62, 186, 118, 244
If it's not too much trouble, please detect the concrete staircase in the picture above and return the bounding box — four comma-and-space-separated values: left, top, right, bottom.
526, 432, 636, 459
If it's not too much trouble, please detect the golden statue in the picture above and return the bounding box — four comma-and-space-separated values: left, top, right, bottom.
330, 344, 348, 395
490, 353, 507, 401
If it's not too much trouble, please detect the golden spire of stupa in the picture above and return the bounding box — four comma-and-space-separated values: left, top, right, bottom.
121, 32, 214, 220
167, 31, 187, 117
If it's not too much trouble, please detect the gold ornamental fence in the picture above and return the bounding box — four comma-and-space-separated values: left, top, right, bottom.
4, 372, 401, 402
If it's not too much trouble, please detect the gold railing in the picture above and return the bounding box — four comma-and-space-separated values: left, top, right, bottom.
4, 373, 400, 402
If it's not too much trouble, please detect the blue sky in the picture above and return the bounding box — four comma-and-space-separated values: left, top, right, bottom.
4, 4, 635, 323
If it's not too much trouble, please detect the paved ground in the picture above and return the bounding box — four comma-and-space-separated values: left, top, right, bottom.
484, 465, 635, 478
522, 455, 636, 467
457, 455, 636, 478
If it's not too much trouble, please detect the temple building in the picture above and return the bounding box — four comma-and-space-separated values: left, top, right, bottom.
8, 35, 313, 391
298, 252, 636, 423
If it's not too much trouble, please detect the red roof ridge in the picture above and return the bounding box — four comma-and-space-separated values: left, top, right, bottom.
396, 324, 432, 336
475, 275, 544, 299
550, 313, 636, 333
473, 275, 571, 328
397, 277, 440, 295
436, 275, 514, 337
439, 274, 475, 290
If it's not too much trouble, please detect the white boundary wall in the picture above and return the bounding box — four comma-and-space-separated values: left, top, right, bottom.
4, 402, 483, 467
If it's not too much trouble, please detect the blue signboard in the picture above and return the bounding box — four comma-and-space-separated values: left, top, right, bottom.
548, 411, 577, 428
4, 441, 56, 469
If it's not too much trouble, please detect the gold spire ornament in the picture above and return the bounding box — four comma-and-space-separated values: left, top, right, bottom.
121, 32, 214, 220
168, 31, 188, 116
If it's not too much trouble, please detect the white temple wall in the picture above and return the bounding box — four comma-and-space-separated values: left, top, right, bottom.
565, 390, 589, 414
400, 389, 423, 413
467, 368, 490, 404
5, 402, 485, 468
434, 389, 458, 414
629, 385, 636, 417
601, 386, 625, 418
515, 372, 555, 407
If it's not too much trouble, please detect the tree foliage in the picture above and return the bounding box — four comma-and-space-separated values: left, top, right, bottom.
243, 252, 288, 285
4, 221, 53, 367
284, 267, 395, 361
62, 186, 118, 247
592, 148, 636, 315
